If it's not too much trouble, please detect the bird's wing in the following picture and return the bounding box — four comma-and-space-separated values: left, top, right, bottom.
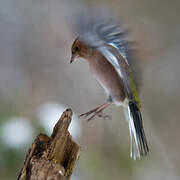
80, 21, 141, 107
79, 21, 134, 62
98, 45, 141, 108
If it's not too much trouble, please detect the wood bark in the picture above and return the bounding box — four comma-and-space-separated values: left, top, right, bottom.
17, 109, 80, 180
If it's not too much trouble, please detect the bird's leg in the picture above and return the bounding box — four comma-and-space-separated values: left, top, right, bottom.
87, 102, 112, 121
79, 102, 112, 121
79, 102, 110, 117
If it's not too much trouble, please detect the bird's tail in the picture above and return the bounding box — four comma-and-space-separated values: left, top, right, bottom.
125, 101, 149, 159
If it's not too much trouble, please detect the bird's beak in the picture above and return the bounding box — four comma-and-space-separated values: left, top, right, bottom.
70, 54, 75, 64
70, 54, 79, 64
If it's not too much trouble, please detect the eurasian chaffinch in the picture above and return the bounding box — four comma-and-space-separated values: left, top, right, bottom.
70, 21, 149, 159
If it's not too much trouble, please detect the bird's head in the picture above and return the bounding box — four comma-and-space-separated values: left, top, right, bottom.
70, 38, 92, 64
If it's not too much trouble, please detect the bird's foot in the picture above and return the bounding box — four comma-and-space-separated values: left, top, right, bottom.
80, 110, 110, 121
79, 102, 112, 121
79, 108, 98, 118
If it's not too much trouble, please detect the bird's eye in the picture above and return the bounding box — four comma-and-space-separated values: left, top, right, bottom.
73, 46, 79, 54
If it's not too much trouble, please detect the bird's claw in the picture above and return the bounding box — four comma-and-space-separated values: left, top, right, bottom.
79, 109, 95, 118
79, 102, 112, 121
79, 111, 111, 122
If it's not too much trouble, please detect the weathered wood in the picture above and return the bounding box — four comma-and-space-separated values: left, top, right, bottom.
18, 109, 80, 180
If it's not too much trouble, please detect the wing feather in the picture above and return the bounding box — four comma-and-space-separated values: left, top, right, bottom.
98, 45, 141, 108
79, 21, 141, 107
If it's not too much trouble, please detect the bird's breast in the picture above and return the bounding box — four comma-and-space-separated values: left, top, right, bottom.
88, 53, 126, 104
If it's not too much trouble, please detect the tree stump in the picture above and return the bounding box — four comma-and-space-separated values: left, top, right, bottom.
17, 109, 80, 180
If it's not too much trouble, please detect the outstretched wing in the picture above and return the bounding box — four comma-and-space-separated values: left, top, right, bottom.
80, 21, 141, 107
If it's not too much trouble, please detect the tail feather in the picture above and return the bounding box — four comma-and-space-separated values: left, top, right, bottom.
126, 101, 149, 159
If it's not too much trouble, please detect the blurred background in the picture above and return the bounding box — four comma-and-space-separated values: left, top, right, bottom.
0, 0, 180, 179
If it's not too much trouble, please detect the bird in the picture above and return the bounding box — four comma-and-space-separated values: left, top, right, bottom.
70, 20, 149, 159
